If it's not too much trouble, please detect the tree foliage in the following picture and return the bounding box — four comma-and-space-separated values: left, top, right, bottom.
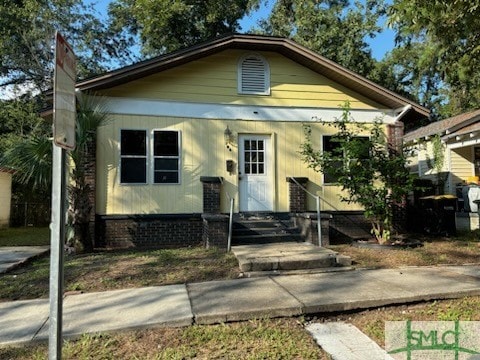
369, 43, 444, 120
388, 0, 480, 117
0, 94, 109, 252
301, 105, 414, 243
259, 0, 385, 78
0, 0, 135, 92
108, 0, 262, 56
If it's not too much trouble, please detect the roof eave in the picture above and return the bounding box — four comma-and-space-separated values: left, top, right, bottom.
76, 34, 429, 118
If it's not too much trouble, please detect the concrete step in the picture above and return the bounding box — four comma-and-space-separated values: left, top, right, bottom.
233, 226, 300, 236
232, 242, 350, 272
232, 214, 302, 245
233, 233, 303, 244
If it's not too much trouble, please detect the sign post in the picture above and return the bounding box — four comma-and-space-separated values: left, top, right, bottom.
49, 31, 76, 360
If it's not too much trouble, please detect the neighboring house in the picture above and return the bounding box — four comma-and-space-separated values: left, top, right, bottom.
71, 34, 428, 248
404, 109, 480, 231
0, 168, 13, 228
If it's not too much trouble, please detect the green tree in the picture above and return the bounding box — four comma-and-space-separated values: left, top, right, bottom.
0, 97, 48, 155
388, 0, 480, 117
369, 43, 444, 120
259, 0, 385, 78
300, 105, 413, 244
0, 95, 109, 252
0, 0, 134, 92
108, 0, 262, 57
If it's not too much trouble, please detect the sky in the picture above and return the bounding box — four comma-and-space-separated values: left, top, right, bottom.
88, 0, 396, 61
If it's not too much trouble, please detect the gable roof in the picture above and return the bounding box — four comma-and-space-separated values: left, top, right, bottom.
404, 109, 480, 143
77, 34, 429, 121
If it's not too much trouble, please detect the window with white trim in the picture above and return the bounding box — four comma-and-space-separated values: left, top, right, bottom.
238, 54, 270, 95
120, 129, 147, 184
120, 129, 180, 184
153, 130, 180, 184
322, 135, 369, 184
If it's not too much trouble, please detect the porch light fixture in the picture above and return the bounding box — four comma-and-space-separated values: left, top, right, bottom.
224, 126, 233, 151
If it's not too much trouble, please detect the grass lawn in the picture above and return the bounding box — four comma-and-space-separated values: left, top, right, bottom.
0, 318, 328, 360
0, 227, 50, 246
0, 247, 240, 301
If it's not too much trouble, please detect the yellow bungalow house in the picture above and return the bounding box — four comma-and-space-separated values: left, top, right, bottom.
75, 34, 428, 249
404, 109, 480, 231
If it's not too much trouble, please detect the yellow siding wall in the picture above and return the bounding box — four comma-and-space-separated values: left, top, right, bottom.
413, 141, 449, 181
100, 50, 382, 110
450, 147, 473, 186
97, 116, 367, 215
0, 171, 12, 228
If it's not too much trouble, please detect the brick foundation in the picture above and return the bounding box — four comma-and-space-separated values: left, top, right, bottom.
96, 214, 203, 249
202, 214, 229, 250
200, 176, 223, 213
287, 177, 308, 213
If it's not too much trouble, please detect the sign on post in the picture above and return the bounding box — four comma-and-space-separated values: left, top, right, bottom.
50, 31, 76, 360
53, 32, 76, 150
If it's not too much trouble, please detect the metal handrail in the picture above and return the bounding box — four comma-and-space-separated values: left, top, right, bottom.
220, 178, 235, 252
289, 177, 323, 247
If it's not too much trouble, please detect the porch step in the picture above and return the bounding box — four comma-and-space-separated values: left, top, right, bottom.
233, 233, 304, 244
232, 242, 350, 273
232, 213, 302, 245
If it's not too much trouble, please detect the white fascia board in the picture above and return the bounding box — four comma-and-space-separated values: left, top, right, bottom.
100, 97, 396, 124
446, 137, 480, 150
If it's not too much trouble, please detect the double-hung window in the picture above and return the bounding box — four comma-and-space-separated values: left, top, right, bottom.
120, 130, 147, 184
120, 129, 180, 184
322, 135, 370, 184
153, 130, 180, 184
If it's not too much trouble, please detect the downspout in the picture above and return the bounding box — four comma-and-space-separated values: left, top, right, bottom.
393, 104, 412, 123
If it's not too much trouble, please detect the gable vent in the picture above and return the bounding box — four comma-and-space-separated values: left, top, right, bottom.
238, 54, 270, 95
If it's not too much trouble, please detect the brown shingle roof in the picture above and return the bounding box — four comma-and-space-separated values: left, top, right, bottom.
76, 33, 429, 122
404, 109, 480, 143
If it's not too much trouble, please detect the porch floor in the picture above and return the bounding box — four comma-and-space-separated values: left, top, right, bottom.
231, 242, 352, 275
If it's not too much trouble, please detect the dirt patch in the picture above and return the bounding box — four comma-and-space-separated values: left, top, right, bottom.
329, 239, 480, 268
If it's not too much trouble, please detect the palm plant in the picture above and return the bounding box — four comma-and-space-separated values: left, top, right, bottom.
0, 94, 109, 252
67, 94, 109, 252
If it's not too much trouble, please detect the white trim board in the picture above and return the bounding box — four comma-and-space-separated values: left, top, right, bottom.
97, 96, 398, 124
446, 137, 480, 150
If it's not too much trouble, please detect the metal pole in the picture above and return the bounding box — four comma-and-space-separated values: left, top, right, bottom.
227, 198, 234, 252
49, 144, 67, 360
316, 196, 322, 247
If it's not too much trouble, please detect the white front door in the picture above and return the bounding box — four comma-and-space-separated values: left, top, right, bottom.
239, 135, 273, 212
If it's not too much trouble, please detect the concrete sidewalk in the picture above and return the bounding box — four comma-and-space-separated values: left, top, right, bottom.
1, 265, 480, 346
0, 246, 49, 274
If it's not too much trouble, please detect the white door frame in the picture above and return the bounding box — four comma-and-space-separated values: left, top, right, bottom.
238, 134, 273, 212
